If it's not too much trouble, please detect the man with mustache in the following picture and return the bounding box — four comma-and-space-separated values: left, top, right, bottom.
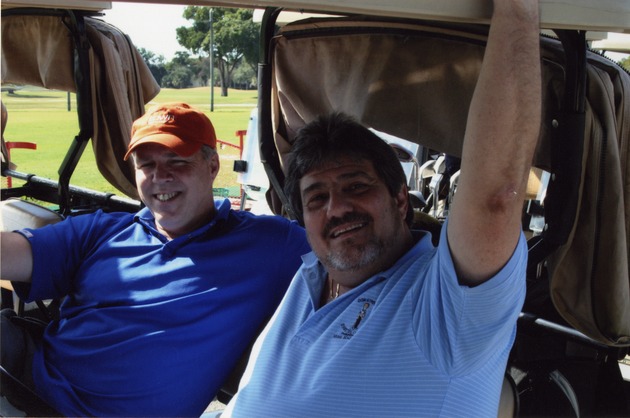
222, 0, 541, 415
0, 102, 309, 416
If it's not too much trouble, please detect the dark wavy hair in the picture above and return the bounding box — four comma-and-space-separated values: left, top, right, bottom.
284, 112, 409, 223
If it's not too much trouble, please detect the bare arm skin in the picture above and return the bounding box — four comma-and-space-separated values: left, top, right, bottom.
447, 0, 542, 285
1, 231, 34, 283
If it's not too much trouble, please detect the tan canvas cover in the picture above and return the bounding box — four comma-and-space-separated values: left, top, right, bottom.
270, 19, 557, 182
269, 18, 629, 346
547, 50, 630, 346
1, 13, 160, 198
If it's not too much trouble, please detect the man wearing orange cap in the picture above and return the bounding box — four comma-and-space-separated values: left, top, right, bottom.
0, 103, 310, 416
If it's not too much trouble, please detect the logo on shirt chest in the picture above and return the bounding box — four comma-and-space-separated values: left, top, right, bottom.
333, 298, 374, 340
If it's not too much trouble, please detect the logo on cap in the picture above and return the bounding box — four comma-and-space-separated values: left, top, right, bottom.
147, 113, 175, 125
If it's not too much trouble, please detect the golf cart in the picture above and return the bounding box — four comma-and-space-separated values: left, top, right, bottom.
2, 0, 630, 416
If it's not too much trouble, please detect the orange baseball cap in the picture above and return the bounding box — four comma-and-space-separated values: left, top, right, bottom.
124, 102, 217, 161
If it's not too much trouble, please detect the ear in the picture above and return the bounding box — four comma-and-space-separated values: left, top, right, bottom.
395, 183, 409, 221
208, 152, 221, 181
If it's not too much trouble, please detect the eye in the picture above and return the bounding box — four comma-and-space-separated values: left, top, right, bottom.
347, 182, 370, 193
304, 193, 328, 210
136, 161, 154, 170
170, 158, 192, 167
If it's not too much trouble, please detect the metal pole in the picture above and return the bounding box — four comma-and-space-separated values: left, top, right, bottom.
209, 8, 214, 112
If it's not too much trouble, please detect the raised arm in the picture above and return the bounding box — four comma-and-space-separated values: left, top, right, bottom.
447, 0, 541, 285
1, 231, 34, 283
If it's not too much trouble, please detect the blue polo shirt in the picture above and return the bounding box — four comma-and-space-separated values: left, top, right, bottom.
15, 199, 309, 417
225, 222, 526, 417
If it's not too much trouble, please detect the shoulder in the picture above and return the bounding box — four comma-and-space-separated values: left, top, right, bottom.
17, 211, 136, 261
45, 210, 137, 242
75, 209, 135, 228
229, 210, 304, 233
225, 210, 310, 256
26, 210, 133, 234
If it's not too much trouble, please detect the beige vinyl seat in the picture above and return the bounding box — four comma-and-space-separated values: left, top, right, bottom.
0, 198, 63, 315
498, 373, 518, 418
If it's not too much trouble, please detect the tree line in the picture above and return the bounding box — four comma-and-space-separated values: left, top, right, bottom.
139, 7, 259, 96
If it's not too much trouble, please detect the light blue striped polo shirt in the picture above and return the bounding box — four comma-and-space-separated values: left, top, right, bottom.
224, 222, 527, 418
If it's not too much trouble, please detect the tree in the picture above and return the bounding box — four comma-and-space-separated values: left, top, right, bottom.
232, 58, 257, 89
138, 48, 167, 86
176, 7, 259, 96
161, 51, 195, 89
620, 55, 630, 72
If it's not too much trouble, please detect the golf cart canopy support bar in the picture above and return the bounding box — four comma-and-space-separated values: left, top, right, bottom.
8, 0, 625, 33
1, 169, 142, 213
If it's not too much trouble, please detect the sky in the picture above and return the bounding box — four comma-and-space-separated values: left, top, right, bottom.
101, 2, 189, 60
596, 33, 630, 62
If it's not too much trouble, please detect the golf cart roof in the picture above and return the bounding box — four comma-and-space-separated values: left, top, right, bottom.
3, 0, 630, 33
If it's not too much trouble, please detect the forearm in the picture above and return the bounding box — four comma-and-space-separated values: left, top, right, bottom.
1, 231, 34, 283
463, 0, 541, 200
448, 0, 541, 284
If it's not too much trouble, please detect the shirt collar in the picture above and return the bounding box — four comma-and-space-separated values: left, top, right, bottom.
301, 229, 435, 302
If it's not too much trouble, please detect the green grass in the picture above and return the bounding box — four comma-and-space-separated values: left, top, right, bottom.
2, 86, 256, 196
155, 87, 258, 106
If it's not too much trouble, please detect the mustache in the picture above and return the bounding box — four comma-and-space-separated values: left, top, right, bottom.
322, 212, 372, 237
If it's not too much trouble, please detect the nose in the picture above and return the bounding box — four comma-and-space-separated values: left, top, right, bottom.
326, 190, 353, 219
152, 163, 173, 183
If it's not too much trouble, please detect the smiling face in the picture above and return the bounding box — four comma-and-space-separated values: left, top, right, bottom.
300, 156, 413, 286
133, 143, 219, 239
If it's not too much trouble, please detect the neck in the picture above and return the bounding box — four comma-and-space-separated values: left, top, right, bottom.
155, 207, 216, 241
320, 276, 351, 306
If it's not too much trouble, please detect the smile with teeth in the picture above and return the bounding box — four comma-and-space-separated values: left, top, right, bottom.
331, 222, 366, 238
155, 192, 179, 202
